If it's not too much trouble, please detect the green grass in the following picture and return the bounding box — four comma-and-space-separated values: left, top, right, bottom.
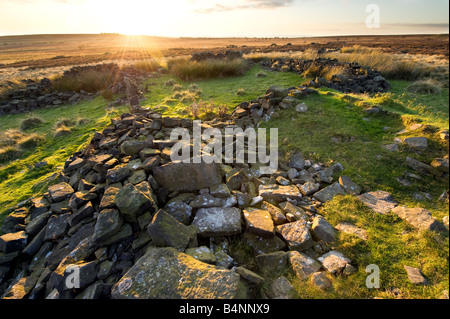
0, 98, 128, 224
143, 65, 304, 117
284, 195, 449, 299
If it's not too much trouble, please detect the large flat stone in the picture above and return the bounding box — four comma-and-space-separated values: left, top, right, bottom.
288, 251, 322, 280
192, 207, 242, 237
48, 182, 74, 203
243, 209, 275, 238
276, 220, 313, 251
153, 162, 223, 192
313, 182, 346, 203
392, 206, 447, 233
259, 184, 302, 202
111, 247, 246, 299
358, 191, 398, 214
147, 210, 198, 250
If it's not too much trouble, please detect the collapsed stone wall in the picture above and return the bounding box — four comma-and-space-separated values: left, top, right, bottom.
0, 64, 154, 116
260, 57, 391, 94
191, 50, 243, 62
1, 84, 446, 299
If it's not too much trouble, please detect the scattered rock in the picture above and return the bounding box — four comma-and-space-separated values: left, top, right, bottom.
276, 220, 313, 251
358, 191, 398, 214
335, 222, 368, 240
310, 272, 332, 290
289, 251, 321, 280
404, 265, 427, 285
318, 251, 351, 275
392, 206, 447, 233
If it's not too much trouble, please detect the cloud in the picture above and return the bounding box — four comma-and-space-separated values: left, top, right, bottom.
195, 0, 295, 13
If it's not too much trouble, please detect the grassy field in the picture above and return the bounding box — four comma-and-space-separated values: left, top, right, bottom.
0, 52, 448, 298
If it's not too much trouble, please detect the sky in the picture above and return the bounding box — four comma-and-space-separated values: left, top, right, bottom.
0, 0, 448, 37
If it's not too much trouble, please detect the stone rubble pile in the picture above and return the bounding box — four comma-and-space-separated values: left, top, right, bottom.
259, 57, 391, 94
0, 98, 368, 299
0, 78, 95, 116
0, 63, 156, 116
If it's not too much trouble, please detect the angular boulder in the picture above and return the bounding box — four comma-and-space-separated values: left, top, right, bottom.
111, 247, 246, 299
48, 182, 74, 203
114, 184, 158, 221
259, 184, 302, 202
288, 251, 321, 280
276, 220, 313, 251
313, 182, 346, 203
192, 207, 242, 237
243, 209, 275, 238
153, 162, 223, 192
311, 215, 337, 243
147, 210, 198, 250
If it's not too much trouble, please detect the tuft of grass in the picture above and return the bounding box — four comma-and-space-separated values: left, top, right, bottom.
0, 129, 26, 147
168, 57, 251, 81
172, 83, 183, 91
16, 133, 45, 150
53, 125, 72, 138
256, 71, 267, 78
20, 115, 44, 131
406, 79, 442, 94
185, 99, 229, 120
236, 88, 246, 96
0, 146, 22, 164
55, 118, 77, 129
165, 79, 177, 87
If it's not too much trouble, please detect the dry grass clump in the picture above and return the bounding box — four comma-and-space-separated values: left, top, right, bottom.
168, 57, 250, 81
0, 146, 22, 164
53, 125, 72, 138
406, 79, 442, 94
185, 99, 229, 120
51, 69, 117, 93
55, 118, 77, 128
20, 115, 44, 131
0, 129, 26, 147
0, 129, 45, 164
16, 133, 45, 150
